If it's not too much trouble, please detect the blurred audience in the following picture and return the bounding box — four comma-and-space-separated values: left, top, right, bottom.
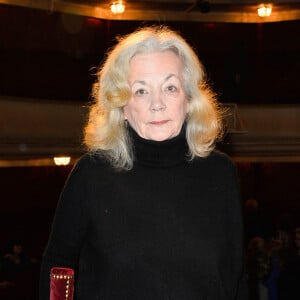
1, 240, 37, 281
277, 226, 300, 300
246, 223, 300, 300
0, 239, 40, 299
247, 236, 270, 300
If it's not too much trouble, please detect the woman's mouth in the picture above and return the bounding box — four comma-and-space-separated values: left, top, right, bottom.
149, 120, 169, 125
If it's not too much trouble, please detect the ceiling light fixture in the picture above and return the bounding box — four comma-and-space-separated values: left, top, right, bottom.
53, 156, 71, 166
257, 3, 273, 17
110, 1, 125, 14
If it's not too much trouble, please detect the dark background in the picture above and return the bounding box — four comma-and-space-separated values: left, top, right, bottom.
0, 4, 299, 299
1, 6, 300, 104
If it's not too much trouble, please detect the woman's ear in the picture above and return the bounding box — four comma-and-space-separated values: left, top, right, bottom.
123, 106, 128, 120
185, 98, 190, 115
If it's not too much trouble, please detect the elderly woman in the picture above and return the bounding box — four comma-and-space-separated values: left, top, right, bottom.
39, 26, 246, 299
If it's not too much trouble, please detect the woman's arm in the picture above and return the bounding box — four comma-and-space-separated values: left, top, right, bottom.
223, 158, 249, 300
39, 157, 90, 299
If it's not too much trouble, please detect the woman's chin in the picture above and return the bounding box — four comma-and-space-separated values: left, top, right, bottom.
146, 131, 177, 141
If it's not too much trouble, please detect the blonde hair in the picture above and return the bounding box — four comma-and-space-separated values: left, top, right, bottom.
84, 25, 223, 170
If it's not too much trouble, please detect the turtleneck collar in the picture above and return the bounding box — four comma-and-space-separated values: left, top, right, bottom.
127, 125, 189, 168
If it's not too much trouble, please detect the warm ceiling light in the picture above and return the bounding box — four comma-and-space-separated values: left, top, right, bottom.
110, 1, 125, 14
53, 156, 71, 166
257, 3, 273, 17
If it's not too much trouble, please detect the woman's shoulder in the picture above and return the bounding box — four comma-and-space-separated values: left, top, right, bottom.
75, 152, 108, 168
196, 150, 235, 167
63, 152, 113, 188
191, 150, 237, 178
209, 150, 234, 164
70, 152, 111, 176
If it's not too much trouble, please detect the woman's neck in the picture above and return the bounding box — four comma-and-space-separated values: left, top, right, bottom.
128, 125, 189, 167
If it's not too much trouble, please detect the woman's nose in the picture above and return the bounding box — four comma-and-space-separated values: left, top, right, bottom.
150, 92, 166, 112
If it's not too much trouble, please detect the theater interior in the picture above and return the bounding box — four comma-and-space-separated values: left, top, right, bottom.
0, 1, 299, 298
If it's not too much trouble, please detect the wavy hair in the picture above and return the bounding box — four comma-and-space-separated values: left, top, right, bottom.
84, 25, 223, 170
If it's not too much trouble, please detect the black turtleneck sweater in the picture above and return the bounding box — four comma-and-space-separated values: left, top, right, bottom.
39, 128, 246, 300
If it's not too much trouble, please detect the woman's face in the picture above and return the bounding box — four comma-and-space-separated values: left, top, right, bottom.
124, 51, 189, 141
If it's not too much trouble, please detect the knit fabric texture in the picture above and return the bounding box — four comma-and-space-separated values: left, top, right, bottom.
40, 127, 246, 299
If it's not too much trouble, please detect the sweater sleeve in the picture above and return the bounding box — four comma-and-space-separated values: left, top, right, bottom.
222, 157, 249, 300
39, 157, 90, 300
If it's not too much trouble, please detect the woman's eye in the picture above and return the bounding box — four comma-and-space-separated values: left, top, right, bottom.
134, 89, 148, 96
166, 85, 178, 93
